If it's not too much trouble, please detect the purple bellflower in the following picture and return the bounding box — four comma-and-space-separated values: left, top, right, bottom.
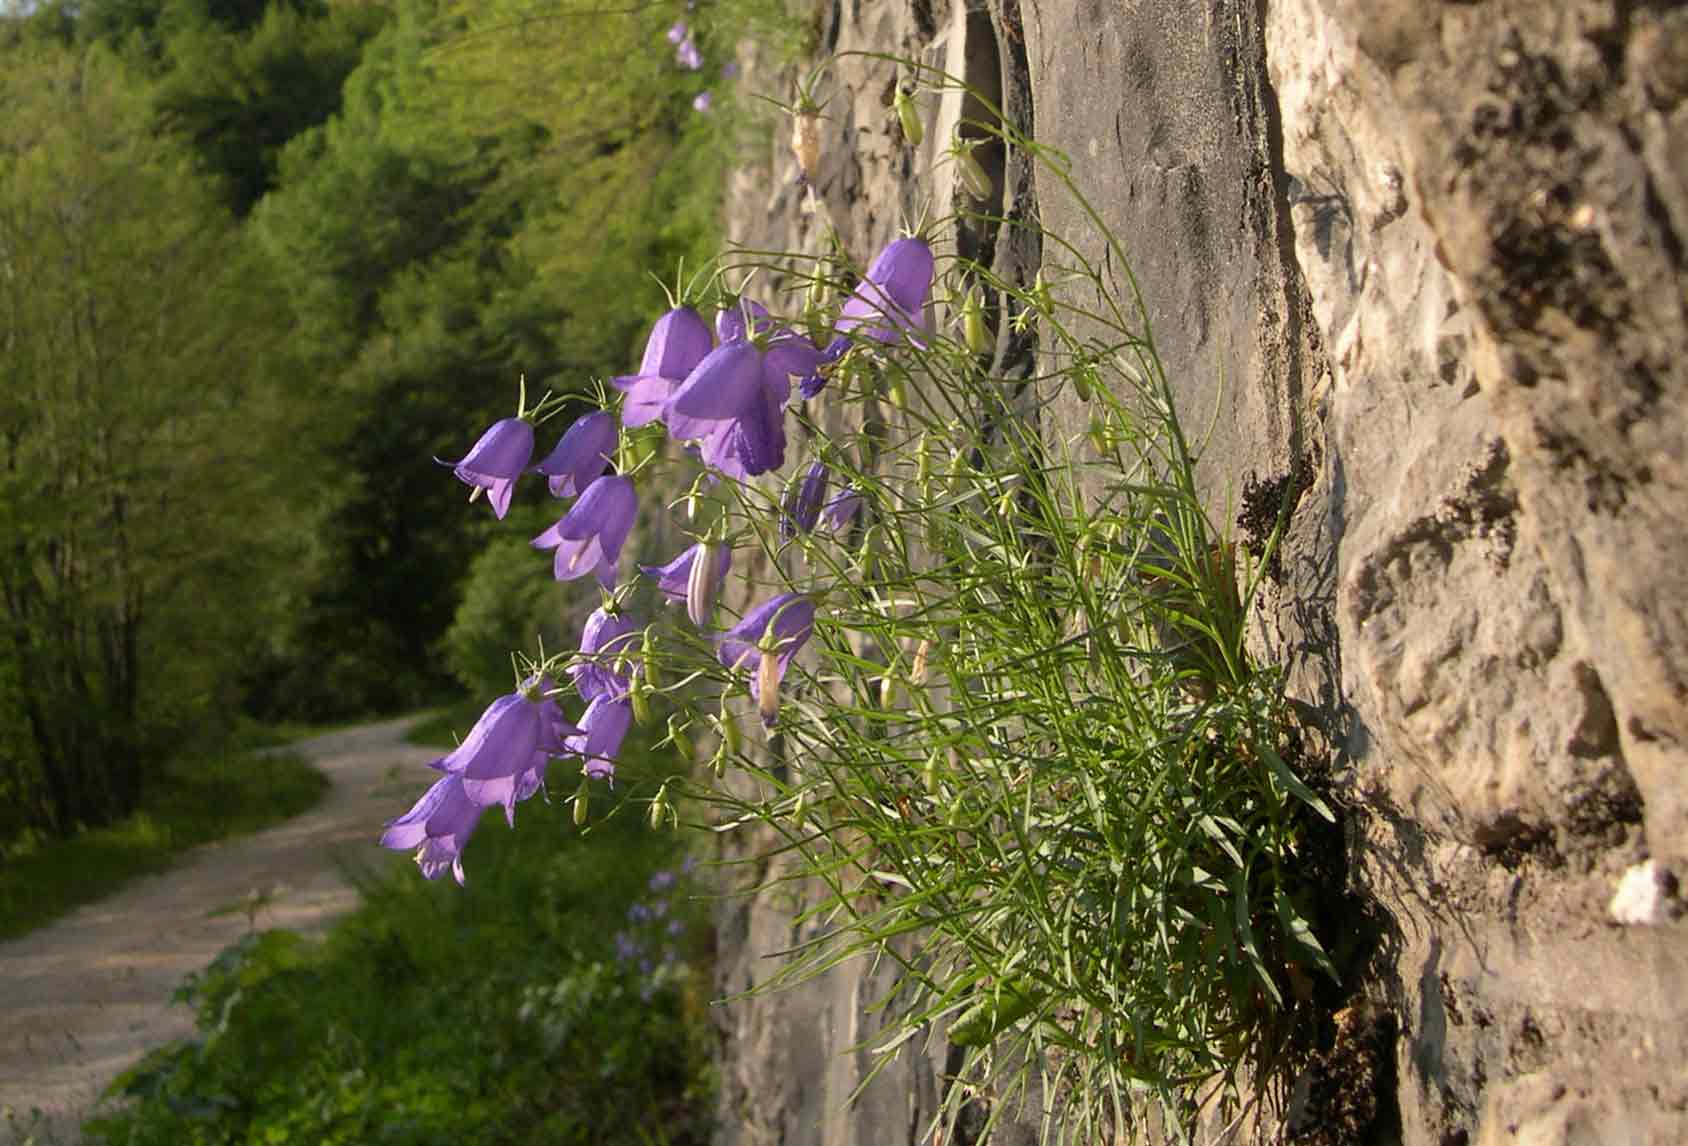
532, 475, 639, 587
821, 485, 862, 532
569, 696, 634, 780
781, 461, 830, 540
693, 90, 713, 113
676, 38, 702, 70
612, 307, 714, 428
641, 540, 732, 626
439, 679, 576, 820
569, 606, 639, 702
717, 593, 816, 726
380, 772, 485, 885
666, 303, 822, 479
810, 237, 936, 397
666, 19, 687, 44
535, 411, 616, 498
440, 417, 534, 519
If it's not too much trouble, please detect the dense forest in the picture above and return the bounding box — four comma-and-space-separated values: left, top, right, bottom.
0, 0, 733, 841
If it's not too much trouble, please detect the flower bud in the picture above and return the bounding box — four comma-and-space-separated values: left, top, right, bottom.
879, 670, 896, 710
911, 638, 931, 686
717, 708, 742, 756
962, 287, 989, 355
1072, 362, 1095, 402
922, 749, 941, 794
648, 783, 671, 831
668, 715, 695, 763
629, 674, 653, 725
686, 540, 725, 627
886, 375, 907, 409
792, 110, 822, 180
954, 141, 992, 202
757, 651, 783, 727
573, 778, 590, 826
641, 629, 663, 688
894, 88, 924, 147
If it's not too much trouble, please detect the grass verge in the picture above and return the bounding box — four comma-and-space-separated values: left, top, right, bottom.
0, 748, 328, 942
82, 737, 713, 1146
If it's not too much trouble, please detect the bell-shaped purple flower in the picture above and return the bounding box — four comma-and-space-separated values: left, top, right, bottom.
611, 307, 714, 428
666, 19, 688, 44
535, 411, 616, 498
380, 772, 485, 885
676, 37, 702, 70
717, 593, 815, 726
693, 90, 713, 114
781, 461, 829, 540
438, 680, 576, 819
532, 475, 639, 587
569, 696, 634, 781
569, 606, 639, 702
641, 540, 733, 626
440, 417, 534, 518
667, 306, 822, 480
821, 485, 862, 532
810, 237, 936, 397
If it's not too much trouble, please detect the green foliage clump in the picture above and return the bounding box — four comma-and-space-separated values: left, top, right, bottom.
444, 535, 569, 698
85, 746, 713, 1145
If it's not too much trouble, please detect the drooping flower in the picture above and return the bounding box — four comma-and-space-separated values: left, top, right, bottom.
439, 679, 575, 819
569, 606, 639, 702
717, 593, 815, 726
640, 540, 732, 626
780, 461, 829, 539
676, 38, 702, 70
693, 90, 713, 113
821, 485, 861, 532
666, 19, 687, 44
439, 417, 534, 518
532, 475, 639, 587
809, 237, 936, 397
611, 307, 713, 428
569, 696, 634, 781
666, 303, 822, 479
534, 411, 616, 498
380, 772, 485, 885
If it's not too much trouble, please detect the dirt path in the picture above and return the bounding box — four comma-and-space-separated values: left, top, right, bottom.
0, 716, 437, 1144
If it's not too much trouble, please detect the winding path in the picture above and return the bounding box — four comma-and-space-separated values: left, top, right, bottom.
0, 716, 436, 1144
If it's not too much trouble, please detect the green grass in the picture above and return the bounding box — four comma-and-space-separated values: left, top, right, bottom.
0, 748, 329, 942
85, 738, 713, 1146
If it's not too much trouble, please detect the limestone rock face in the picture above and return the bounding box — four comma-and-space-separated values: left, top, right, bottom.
712, 0, 1688, 1141
1268, 0, 1688, 1140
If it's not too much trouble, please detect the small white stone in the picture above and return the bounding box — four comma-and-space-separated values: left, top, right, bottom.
1608, 859, 1680, 926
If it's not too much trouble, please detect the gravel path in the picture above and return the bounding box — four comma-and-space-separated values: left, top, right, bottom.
0, 716, 435, 1144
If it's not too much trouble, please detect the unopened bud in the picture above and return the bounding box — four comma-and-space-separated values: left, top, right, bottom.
955, 141, 992, 202
648, 784, 671, 831
963, 287, 989, 355
1088, 410, 1109, 455
687, 540, 724, 627
895, 88, 924, 147
718, 708, 742, 756
886, 375, 907, 409
910, 638, 931, 686
757, 651, 782, 727
629, 675, 653, 725
1072, 362, 1095, 402
792, 110, 822, 179
923, 749, 941, 794
668, 715, 695, 763
641, 629, 662, 688
879, 671, 896, 710
573, 779, 590, 826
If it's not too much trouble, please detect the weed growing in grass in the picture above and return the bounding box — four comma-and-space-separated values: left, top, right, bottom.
382, 50, 1341, 1144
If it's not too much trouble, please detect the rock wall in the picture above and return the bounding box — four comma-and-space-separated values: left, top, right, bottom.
712, 1, 1687, 1142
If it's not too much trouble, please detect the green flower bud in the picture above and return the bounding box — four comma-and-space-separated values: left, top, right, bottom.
894, 88, 924, 147
886, 375, 907, 409
573, 778, 590, 827
668, 715, 695, 763
629, 675, 653, 725
954, 141, 992, 202
962, 287, 989, 355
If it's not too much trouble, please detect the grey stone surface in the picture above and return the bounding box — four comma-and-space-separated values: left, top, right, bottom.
710, 0, 1688, 1141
